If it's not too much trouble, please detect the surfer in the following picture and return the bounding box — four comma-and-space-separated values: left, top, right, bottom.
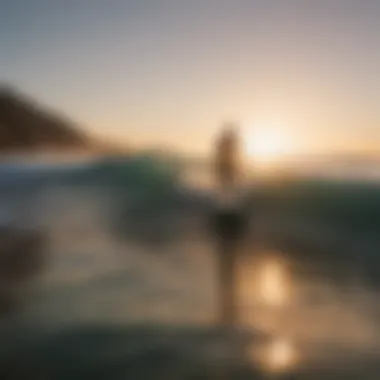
212, 123, 248, 325
214, 123, 240, 189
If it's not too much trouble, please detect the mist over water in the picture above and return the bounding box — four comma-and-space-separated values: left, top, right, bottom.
1, 157, 380, 379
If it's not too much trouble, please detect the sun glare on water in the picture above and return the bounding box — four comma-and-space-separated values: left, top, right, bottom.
247, 255, 297, 373
263, 338, 297, 372
258, 257, 289, 307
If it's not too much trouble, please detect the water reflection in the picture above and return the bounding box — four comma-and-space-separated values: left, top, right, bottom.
242, 251, 298, 373
252, 336, 297, 373
256, 254, 290, 307
241, 250, 293, 329
268, 338, 296, 371
242, 247, 380, 375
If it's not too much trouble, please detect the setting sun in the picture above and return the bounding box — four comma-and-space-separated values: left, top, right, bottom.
244, 128, 291, 164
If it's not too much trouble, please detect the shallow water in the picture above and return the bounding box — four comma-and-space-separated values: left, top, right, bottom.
1, 162, 380, 379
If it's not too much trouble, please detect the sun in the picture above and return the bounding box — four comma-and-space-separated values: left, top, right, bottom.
244, 128, 289, 163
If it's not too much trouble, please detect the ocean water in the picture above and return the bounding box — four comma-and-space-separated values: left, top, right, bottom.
1, 156, 380, 379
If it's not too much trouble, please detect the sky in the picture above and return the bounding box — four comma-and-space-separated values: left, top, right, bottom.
1, 0, 380, 156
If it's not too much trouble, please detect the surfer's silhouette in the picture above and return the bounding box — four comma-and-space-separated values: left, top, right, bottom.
211, 123, 248, 325
215, 124, 239, 188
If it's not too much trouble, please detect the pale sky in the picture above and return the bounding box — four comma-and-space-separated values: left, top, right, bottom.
1, 0, 380, 156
